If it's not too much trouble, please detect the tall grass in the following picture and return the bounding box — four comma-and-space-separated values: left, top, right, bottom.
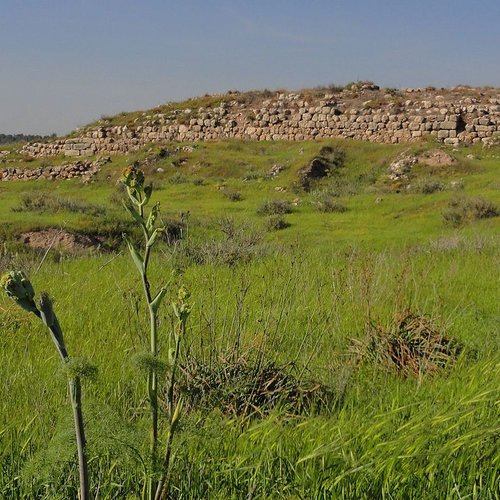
0, 234, 498, 497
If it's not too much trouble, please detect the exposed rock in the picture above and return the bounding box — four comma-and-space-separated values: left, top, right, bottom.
387, 154, 417, 182
298, 158, 330, 189
417, 149, 456, 167
268, 164, 285, 177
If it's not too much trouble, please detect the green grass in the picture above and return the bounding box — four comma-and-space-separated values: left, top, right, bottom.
0, 138, 499, 498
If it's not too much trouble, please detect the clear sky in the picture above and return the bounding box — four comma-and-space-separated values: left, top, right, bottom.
1, 0, 499, 135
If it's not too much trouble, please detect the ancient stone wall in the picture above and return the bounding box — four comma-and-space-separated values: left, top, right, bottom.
0, 158, 108, 182
20, 86, 500, 158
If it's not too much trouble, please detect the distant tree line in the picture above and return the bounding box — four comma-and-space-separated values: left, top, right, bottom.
0, 133, 57, 145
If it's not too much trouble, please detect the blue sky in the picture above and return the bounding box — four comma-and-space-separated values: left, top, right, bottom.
1, 0, 499, 134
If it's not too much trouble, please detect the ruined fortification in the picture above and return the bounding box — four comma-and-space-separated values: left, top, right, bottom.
20, 84, 500, 158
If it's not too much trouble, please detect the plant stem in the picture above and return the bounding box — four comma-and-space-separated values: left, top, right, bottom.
46, 321, 89, 500
69, 376, 90, 500
155, 317, 183, 500
140, 241, 159, 500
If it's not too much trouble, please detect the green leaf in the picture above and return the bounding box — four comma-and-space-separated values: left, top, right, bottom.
141, 185, 153, 206
150, 287, 167, 314
171, 398, 184, 431
146, 227, 163, 248
123, 200, 146, 228
124, 236, 144, 275
146, 202, 160, 233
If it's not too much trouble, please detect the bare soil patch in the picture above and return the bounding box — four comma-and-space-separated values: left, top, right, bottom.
20, 229, 102, 252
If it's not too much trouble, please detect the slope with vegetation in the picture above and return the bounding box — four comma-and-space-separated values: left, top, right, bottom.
0, 132, 499, 498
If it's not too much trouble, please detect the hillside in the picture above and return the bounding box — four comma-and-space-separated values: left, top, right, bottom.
0, 93, 499, 497
17, 83, 500, 158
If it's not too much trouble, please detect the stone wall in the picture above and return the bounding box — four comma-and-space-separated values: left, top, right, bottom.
20, 86, 500, 158
0, 158, 109, 182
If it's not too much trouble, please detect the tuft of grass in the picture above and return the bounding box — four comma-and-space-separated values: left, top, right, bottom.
169, 172, 189, 184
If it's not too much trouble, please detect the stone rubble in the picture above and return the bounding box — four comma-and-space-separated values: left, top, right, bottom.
0, 157, 111, 182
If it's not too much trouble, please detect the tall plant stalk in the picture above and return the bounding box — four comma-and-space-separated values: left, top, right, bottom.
122, 165, 168, 500
155, 287, 190, 500
1, 272, 90, 500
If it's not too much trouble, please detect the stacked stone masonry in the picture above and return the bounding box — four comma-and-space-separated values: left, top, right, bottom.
0, 159, 107, 182
21, 86, 500, 158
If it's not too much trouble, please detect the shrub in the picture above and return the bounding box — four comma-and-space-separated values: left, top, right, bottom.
192, 177, 205, 186
314, 195, 348, 213
410, 178, 445, 194
266, 215, 290, 231
442, 196, 499, 227
242, 169, 262, 181
223, 189, 243, 202
257, 199, 293, 216
169, 172, 189, 184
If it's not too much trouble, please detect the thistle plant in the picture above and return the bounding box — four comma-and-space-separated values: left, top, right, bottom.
122, 164, 171, 499
1, 271, 90, 500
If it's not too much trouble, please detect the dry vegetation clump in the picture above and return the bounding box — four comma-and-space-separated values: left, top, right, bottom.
351, 311, 462, 377
180, 218, 266, 266
173, 354, 335, 418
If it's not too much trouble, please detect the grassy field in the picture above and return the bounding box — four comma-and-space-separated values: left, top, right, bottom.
0, 138, 499, 498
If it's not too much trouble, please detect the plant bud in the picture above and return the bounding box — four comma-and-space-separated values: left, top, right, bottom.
0, 271, 38, 315
122, 164, 145, 191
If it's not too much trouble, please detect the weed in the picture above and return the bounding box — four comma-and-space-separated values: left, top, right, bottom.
242, 169, 262, 181
192, 177, 206, 186
181, 219, 265, 266
176, 354, 334, 417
